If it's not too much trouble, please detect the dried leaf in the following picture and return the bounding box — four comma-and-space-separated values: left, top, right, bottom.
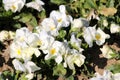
99, 7, 117, 16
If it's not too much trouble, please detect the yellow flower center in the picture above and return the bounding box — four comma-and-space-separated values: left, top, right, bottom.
11, 5, 16, 11
50, 48, 56, 55
50, 26, 55, 30
37, 40, 42, 46
17, 49, 21, 55
58, 18, 62, 22
95, 33, 101, 40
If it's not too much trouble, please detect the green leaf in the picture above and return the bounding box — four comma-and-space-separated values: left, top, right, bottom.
38, 10, 46, 20
18, 13, 32, 23
27, 16, 38, 27
84, 0, 97, 9
53, 64, 66, 76
50, 0, 67, 5
59, 30, 66, 38
107, 0, 115, 7
18, 73, 28, 80
106, 64, 120, 74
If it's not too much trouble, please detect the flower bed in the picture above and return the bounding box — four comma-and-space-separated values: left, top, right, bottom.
0, 0, 120, 80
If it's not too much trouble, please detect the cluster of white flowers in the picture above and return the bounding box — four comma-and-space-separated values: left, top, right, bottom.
3, 0, 120, 79
9, 5, 86, 79
3, 0, 44, 12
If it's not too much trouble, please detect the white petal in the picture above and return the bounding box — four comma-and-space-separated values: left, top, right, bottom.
55, 55, 62, 64
24, 61, 41, 73
12, 59, 26, 72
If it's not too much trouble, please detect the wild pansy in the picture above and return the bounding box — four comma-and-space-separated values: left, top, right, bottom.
3, 0, 26, 12
64, 49, 85, 70
12, 59, 41, 79
37, 30, 55, 52
94, 28, 110, 46
50, 5, 73, 28
70, 33, 84, 52
100, 44, 115, 59
110, 23, 120, 33
83, 26, 96, 47
41, 18, 59, 36
45, 41, 67, 64
83, 26, 110, 47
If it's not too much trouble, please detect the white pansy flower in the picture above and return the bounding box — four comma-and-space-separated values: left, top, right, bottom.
95, 28, 110, 46
38, 30, 55, 51
12, 59, 26, 72
14, 27, 31, 43
100, 44, 115, 59
71, 18, 83, 29
26, 0, 44, 12
64, 49, 85, 70
45, 41, 66, 64
0, 30, 8, 42
10, 42, 24, 59
3, 0, 25, 12
110, 23, 120, 33
50, 5, 72, 28
71, 18, 89, 30
83, 26, 96, 47
21, 47, 41, 61
12, 59, 40, 73
10, 41, 40, 61
41, 18, 59, 36
27, 33, 40, 47
90, 70, 113, 80
70, 33, 84, 52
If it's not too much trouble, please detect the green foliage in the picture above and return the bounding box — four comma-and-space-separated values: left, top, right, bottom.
53, 64, 66, 76
50, 0, 68, 5
107, 64, 120, 74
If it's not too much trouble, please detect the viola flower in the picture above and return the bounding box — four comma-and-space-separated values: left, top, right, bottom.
70, 33, 84, 52
41, 18, 59, 36
26, 0, 44, 12
45, 41, 67, 64
100, 44, 115, 59
50, 5, 72, 28
83, 26, 96, 47
12, 59, 41, 73
10, 41, 40, 61
14, 27, 32, 44
110, 23, 120, 33
21, 47, 41, 61
37, 30, 55, 52
94, 28, 110, 46
64, 49, 85, 70
26, 33, 41, 47
10, 42, 24, 59
3, 0, 26, 12
71, 18, 89, 31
